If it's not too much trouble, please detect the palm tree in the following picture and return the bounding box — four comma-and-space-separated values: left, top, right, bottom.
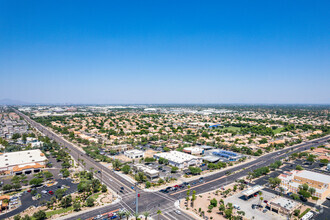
133, 212, 139, 220
118, 211, 125, 219
143, 211, 150, 220
157, 210, 162, 220
259, 197, 264, 206
247, 172, 253, 184
125, 211, 131, 220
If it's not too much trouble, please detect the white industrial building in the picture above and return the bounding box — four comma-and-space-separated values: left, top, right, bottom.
0, 149, 48, 175
124, 149, 144, 159
153, 151, 202, 169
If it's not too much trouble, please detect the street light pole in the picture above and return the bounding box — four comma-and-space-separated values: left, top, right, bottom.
136, 183, 138, 215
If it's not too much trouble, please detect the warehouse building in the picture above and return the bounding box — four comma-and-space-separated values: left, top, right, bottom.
0, 149, 48, 175
154, 151, 202, 169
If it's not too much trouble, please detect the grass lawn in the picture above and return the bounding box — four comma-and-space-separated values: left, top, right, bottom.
273, 127, 284, 134
220, 126, 241, 132
46, 206, 74, 218
89, 192, 102, 200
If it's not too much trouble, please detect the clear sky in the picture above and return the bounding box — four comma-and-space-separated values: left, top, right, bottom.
1, 0, 329, 104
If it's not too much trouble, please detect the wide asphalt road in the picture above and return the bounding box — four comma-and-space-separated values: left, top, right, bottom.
14, 109, 330, 220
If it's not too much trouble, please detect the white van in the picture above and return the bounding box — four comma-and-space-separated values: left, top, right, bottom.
300, 211, 313, 220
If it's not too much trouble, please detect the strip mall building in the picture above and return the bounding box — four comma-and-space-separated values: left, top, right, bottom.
0, 149, 47, 175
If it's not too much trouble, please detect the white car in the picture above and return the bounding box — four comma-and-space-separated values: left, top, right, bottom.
175, 210, 181, 215
41, 190, 48, 194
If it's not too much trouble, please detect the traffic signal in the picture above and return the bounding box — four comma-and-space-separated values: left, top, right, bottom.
138, 193, 140, 197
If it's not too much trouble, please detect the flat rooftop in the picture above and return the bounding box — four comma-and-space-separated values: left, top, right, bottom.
295, 170, 330, 184
155, 151, 200, 164
0, 149, 47, 168
270, 197, 300, 211
242, 185, 264, 196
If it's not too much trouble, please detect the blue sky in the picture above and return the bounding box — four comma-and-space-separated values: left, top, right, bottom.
1, 0, 329, 104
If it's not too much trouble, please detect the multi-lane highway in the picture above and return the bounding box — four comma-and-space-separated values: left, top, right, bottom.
14, 109, 330, 220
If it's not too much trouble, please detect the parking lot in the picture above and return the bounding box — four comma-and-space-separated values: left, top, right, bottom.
224, 190, 283, 220
0, 178, 77, 219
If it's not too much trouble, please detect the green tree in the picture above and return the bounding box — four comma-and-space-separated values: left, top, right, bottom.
29, 178, 43, 187
73, 201, 81, 211
33, 210, 46, 220
295, 165, 303, 170
44, 171, 53, 180
224, 208, 233, 219
157, 210, 162, 220
320, 159, 329, 164
189, 166, 202, 175
101, 184, 107, 192
22, 215, 31, 220
210, 198, 218, 207
308, 187, 316, 195
121, 165, 131, 174
60, 168, 70, 178
14, 215, 21, 220
143, 211, 150, 220
86, 197, 94, 207
3, 184, 12, 191
60, 195, 72, 208
55, 188, 67, 200
171, 166, 179, 173
145, 181, 151, 188
268, 177, 281, 188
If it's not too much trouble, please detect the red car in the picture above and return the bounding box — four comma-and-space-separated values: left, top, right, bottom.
174, 185, 179, 188
27, 189, 32, 193
48, 190, 54, 195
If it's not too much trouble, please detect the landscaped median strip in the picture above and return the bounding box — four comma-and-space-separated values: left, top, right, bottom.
170, 175, 227, 196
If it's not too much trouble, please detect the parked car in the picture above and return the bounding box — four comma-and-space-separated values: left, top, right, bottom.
48, 190, 54, 195
233, 204, 240, 210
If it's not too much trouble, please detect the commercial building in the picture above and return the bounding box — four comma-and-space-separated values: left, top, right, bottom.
0, 149, 47, 175
268, 197, 301, 216
154, 151, 202, 169
203, 149, 244, 162
133, 164, 159, 180
124, 149, 144, 159
183, 147, 204, 155
279, 170, 330, 200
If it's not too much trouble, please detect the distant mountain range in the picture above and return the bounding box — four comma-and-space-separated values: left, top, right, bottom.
0, 99, 31, 105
